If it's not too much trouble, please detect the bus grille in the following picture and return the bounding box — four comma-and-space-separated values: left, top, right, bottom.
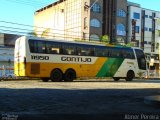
31, 63, 40, 74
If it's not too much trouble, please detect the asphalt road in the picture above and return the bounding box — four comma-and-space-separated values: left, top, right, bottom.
0, 79, 160, 120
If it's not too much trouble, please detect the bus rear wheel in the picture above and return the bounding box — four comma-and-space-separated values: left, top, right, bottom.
64, 69, 76, 82
50, 69, 63, 82
125, 70, 135, 81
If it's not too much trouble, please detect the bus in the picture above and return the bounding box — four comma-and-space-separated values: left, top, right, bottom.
14, 36, 147, 82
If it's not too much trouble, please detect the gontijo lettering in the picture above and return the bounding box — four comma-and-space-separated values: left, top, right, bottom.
61, 56, 92, 62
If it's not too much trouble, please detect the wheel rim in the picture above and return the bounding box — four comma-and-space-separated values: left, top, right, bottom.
128, 72, 133, 79
64, 70, 76, 82
51, 69, 62, 82
126, 71, 134, 81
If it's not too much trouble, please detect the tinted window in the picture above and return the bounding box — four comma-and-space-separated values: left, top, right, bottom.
135, 49, 146, 70
122, 48, 135, 59
95, 47, 109, 57
77, 45, 94, 56
29, 40, 46, 53
46, 41, 61, 54
109, 47, 123, 58
62, 43, 76, 55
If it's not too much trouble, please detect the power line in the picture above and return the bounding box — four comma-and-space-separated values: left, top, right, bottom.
0, 20, 159, 42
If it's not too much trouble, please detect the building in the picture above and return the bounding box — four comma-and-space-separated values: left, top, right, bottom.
34, 0, 160, 77
34, 0, 127, 44
0, 33, 20, 76
127, 2, 160, 77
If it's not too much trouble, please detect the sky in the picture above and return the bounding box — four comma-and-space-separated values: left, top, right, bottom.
0, 0, 160, 35
128, 0, 160, 11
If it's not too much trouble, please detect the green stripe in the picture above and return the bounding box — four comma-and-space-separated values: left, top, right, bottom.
96, 58, 124, 77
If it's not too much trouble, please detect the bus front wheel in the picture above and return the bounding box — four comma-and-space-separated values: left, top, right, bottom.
113, 77, 120, 81
50, 69, 63, 82
125, 70, 135, 81
64, 69, 76, 82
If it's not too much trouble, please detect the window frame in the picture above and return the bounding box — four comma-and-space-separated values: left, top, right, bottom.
116, 23, 126, 36
117, 9, 126, 17
91, 3, 101, 13
133, 12, 140, 19
90, 18, 101, 28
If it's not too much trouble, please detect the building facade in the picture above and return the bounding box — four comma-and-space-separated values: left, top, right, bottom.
127, 2, 160, 77
34, 0, 127, 44
0, 33, 19, 76
34, 0, 160, 77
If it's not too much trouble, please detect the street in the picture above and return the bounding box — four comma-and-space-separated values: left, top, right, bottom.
0, 79, 160, 120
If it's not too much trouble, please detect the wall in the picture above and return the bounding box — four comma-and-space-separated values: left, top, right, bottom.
34, 0, 83, 41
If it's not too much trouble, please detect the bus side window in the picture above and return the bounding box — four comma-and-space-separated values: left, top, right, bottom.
108, 48, 113, 57
29, 40, 35, 53
62, 43, 76, 55
123, 49, 135, 59
104, 48, 109, 57
95, 47, 104, 57
37, 41, 46, 53
77, 47, 81, 55
77, 45, 94, 56
46, 42, 60, 54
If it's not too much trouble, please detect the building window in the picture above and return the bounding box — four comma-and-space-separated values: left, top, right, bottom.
144, 27, 148, 31
116, 24, 126, 36
90, 19, 101, 27
149, 28, 152, 32
91, 3, 101, 13
144, 41, 147, 44
135, 26, 139, 33
117, 9, 126, 17
133, 12, 140, 19
90, 34, 100, 41
145, 15, 148, 18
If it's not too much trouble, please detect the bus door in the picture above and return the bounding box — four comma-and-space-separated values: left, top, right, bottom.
135, 49, 147, 70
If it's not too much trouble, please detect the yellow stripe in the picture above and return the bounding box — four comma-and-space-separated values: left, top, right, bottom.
14, 57, 107, 78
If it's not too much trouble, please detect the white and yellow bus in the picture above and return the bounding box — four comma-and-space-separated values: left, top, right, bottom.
14, 36, 147, 82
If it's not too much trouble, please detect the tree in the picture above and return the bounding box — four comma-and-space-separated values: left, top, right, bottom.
100, 35, 109, 43
125, 42, 134, 47
28, 28, 51, 38
41, 28, 51, 38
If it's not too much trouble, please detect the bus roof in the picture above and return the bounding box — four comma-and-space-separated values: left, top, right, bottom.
20, 36, 141, 49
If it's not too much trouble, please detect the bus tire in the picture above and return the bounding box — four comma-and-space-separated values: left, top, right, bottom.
50, 69, 63, 82
113, 77, 120, 81
64, 69, 76, 82
125, 70, 135, 81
